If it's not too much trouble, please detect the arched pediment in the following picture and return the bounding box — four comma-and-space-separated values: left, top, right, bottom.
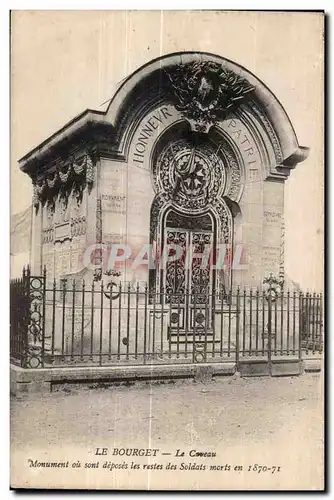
19, 51, 308, 183
105, 51, 308, 173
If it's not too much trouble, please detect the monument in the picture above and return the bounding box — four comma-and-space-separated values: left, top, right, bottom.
19, 52, 308, 295
13, 51, 321, 372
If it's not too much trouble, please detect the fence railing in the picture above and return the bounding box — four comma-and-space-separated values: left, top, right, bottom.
10, 268, 323, 370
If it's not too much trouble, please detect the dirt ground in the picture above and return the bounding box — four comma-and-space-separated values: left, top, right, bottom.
10, 372, 324, 491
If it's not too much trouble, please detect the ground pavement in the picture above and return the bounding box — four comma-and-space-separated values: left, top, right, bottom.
10, 372, 324, 490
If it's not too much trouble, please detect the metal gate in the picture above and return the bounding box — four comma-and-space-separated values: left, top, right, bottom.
10, 268, 323, 370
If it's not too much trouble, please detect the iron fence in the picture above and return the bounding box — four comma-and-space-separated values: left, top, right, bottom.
10, 268, 323, 370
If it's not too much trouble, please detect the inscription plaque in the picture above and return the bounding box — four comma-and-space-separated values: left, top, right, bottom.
101, 194, 126, 214
263, 210, 282, 224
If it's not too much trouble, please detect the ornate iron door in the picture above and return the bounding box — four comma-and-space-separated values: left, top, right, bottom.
164, 228, 187, 302
164, 227, 213, 332
189, 231, 213, 332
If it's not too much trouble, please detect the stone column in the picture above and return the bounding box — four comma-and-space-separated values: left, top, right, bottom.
84, 156, 99, 280
31, 202, 43, 275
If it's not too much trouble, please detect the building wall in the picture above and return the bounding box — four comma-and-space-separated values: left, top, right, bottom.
93, 98, 286, 290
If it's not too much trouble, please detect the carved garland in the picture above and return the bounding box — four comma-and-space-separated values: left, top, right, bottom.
32, 153, 95, 212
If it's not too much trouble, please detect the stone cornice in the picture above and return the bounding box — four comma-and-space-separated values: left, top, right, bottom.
19, 110, 113, 176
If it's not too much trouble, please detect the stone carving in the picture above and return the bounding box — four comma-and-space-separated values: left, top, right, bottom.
166, 61, 255, 133
32, 153, 95, 212
85, 155, 95, 184
153, 137, 226, 212
247, 100, 283, 164
153, 136, 232, 241
70, 216, 87, 238
54, 222, 71, 243
42, 198, 86, 246
46, 204, 54, 223
222, 146, 243, 201
149, 192, 169, 241
150, 132, 234, 300
215, 200, 231, 245
42, 226, 54, 244
96, 197, 102, 245
57, 196, 70, 223
93, 197, 103, 279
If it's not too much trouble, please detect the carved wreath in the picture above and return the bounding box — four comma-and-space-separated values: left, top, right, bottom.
166, 61, 255, 132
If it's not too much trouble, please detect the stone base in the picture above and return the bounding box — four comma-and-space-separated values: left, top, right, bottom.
238, 359, 270, 377
10, 356, 322, 396
302, 359, 323, 373
271, 358, 301, 376
239, 357, 302, 377
10, 362, 237, 396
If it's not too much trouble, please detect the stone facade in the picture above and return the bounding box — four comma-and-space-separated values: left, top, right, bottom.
19, 52, 308, 293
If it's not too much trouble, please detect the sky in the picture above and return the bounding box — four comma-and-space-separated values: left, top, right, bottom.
10, 10, 324, 290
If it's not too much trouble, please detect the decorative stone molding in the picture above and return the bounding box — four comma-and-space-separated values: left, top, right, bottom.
70, 216, 87, 238
166, 61, 255, 133
93, 197, 103, 278
54, 222, 71, 243
96, 197, 102, 246
42, 226, 54, 244
32, 153, 95, 212
42, 216, 86, 245
20, 52, 308, 180
247, 100, 283, 164
153, 136, 226, 211
152, 127, 243, 210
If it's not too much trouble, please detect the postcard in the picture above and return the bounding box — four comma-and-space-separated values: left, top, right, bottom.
10, 10, 324, 490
